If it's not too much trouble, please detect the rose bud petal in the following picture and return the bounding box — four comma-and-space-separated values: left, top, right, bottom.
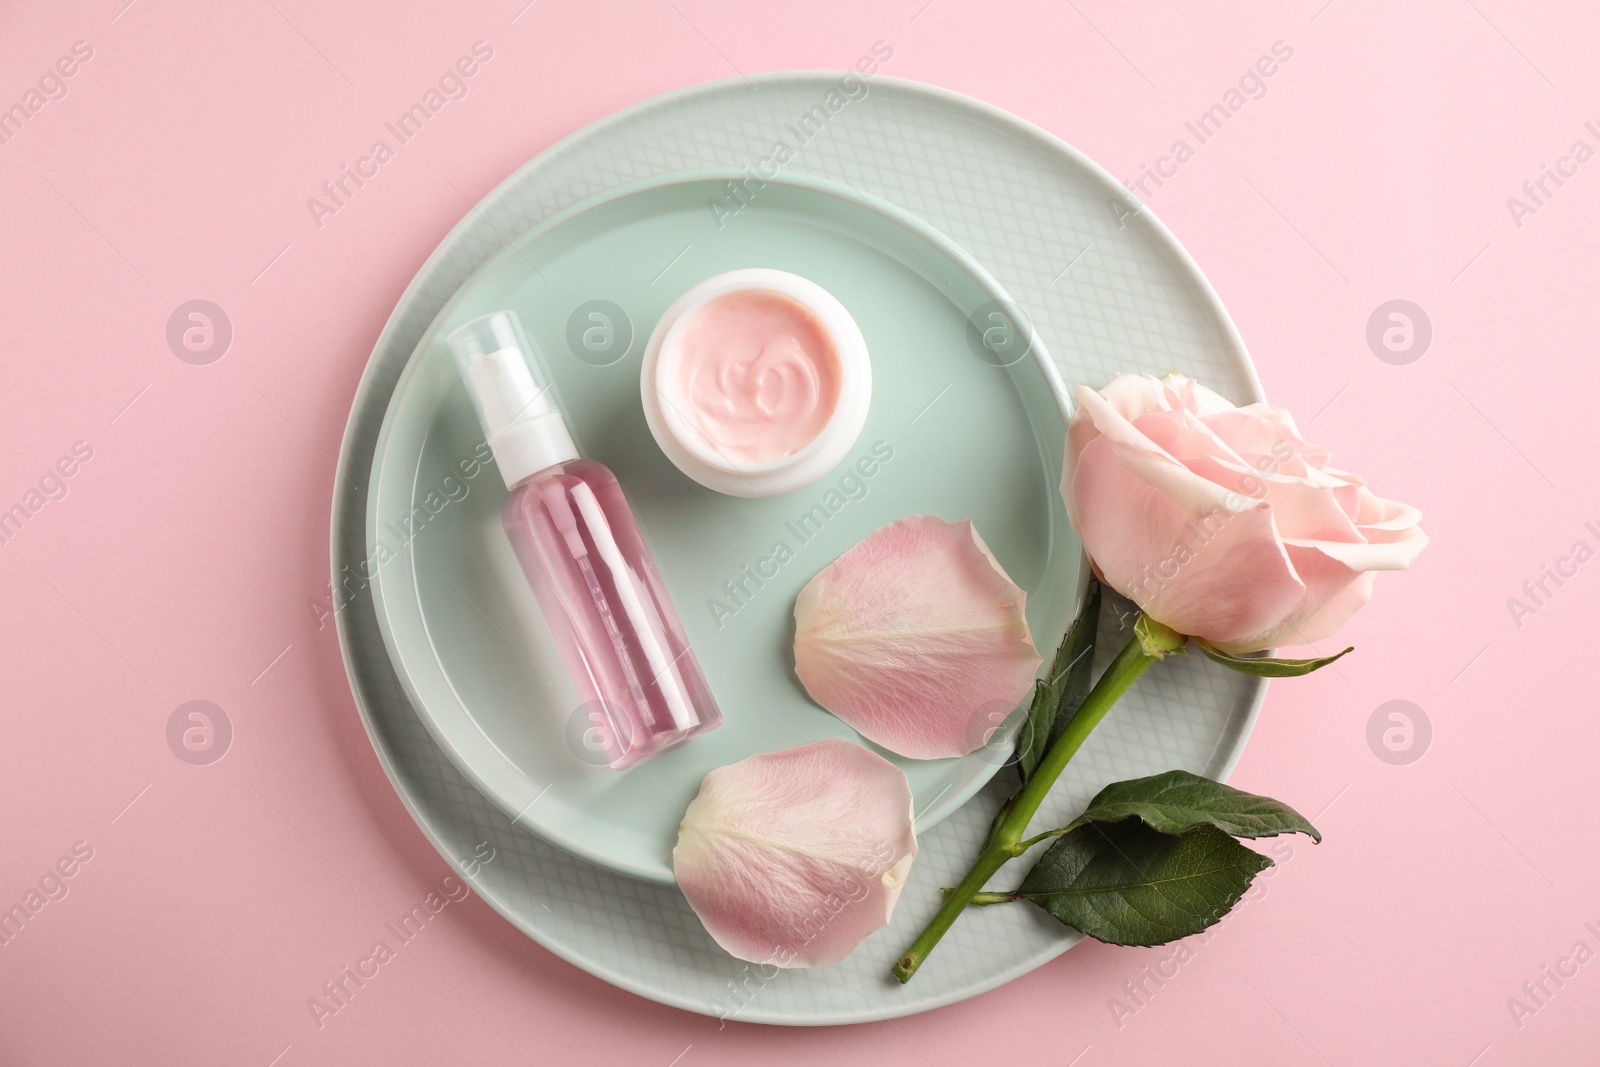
673, 738, 918, 968
792, 515, 1043, 759
1063, 373, 1427, 652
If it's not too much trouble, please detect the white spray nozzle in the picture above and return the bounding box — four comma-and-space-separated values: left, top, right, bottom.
447, 311, 578, 487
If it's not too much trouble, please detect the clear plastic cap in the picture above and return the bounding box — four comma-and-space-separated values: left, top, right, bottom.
448, 311, 561, 433
447, 311, 577, 487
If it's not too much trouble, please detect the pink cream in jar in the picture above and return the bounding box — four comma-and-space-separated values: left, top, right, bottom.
642, 269, 872, 498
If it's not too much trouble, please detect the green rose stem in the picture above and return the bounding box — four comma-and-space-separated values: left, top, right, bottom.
892, 616, 1186, 984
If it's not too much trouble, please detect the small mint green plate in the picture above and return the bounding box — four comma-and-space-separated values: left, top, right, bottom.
368, 171, 1081, 884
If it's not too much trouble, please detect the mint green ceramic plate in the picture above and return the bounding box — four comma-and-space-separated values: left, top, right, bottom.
367, 170, 1081, 885
339, 73, 1266, 1023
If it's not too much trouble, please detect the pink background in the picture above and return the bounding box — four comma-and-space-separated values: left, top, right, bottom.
2, 0, 1596, 1063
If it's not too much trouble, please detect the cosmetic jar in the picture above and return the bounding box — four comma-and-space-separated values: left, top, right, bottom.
640, 268, 871, 498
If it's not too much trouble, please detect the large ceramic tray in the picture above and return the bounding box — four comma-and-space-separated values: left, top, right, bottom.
332, 73, 1266, 1025
366, 170, 1081, 885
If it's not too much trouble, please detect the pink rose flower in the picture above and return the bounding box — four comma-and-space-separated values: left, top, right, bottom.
1063, 373, 1427, 653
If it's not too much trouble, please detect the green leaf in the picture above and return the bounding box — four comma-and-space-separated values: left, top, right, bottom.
1016, 819, 1271, 946
1196, 641, 1353, 677
1016, 580, 1101, 784
1073, 769, 1321, 843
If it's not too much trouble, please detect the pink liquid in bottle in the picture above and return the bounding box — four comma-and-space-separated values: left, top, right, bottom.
449, 311, 721, 769
502, 459, 721, 768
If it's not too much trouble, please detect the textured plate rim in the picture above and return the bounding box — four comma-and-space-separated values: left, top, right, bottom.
331, 72, 1269, 1026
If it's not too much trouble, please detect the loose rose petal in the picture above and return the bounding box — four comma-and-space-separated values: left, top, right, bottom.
673, 738, 917, 968
792, 515, 1043, 759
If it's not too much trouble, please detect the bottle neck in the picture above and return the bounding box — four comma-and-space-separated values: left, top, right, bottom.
491, 411, 579, 488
